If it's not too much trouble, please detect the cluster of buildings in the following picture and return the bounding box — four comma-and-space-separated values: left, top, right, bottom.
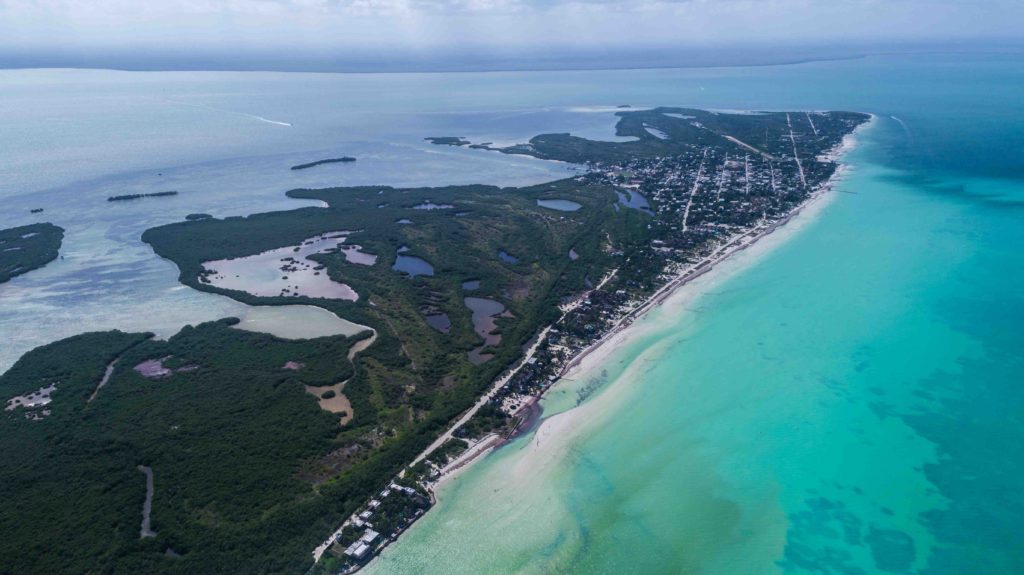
484, 145, 817, 408
316, 482, 430, 573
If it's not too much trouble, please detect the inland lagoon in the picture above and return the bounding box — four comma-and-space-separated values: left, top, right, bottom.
200, 232, 359, 300
232, 305, 367, 340
465, 296, 508, 365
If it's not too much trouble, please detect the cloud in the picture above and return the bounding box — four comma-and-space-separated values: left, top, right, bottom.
1, 0, 1021, 60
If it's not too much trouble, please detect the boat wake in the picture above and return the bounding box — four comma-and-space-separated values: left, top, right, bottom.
890, 115, 913, 141
164, 98, 292, 127
247, 115, 292, 127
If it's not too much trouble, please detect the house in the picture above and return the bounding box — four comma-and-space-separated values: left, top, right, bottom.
344, 541, 371, 561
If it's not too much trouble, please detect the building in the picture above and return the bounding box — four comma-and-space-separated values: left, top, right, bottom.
343, 541, 370, 561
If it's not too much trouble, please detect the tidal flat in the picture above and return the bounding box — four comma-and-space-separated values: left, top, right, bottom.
200, 231, 359, 300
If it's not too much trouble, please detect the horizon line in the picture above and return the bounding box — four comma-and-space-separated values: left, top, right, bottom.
3, 43, 1022, 76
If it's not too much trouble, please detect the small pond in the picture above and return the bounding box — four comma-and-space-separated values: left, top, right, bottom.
425, 313, 451, 333
536, 199, 582, 212
393, 254, 434, 277
498, 250, 518, 264
643, 125, 670, 140
465, 297, 508, 365
338, 245, 377, 266
615, 189, 654, 215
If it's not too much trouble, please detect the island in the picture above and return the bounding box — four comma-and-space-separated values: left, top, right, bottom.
423, 136, 471, 146
291, 157, 357, 170
0, 222, 64, 284
108, 191, 179, 202
0, 107, 867, 574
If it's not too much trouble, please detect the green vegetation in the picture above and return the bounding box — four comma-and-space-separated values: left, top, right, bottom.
0, 320, 380, 574
455, 402, 510, 440
291, 157, 357, 170
108, 191, 179, 202
133, 176, 647, 569
426, 438, 469, 466
0, 222, 64, 284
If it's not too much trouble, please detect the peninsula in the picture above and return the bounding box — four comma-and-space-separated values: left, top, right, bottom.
0, 222, 64, 284
0, 107, 866, 574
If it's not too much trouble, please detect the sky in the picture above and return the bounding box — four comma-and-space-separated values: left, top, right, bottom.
1, 0, 1022, 70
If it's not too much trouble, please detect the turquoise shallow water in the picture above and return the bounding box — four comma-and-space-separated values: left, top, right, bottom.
366, 56, 1024, 573
1, 54, 1022, 573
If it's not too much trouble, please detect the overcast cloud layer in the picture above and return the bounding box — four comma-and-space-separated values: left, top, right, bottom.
1, 0, 1021, 69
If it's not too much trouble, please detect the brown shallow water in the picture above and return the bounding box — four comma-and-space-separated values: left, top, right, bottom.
305, 382, 354, 425
465, 296, 507, 364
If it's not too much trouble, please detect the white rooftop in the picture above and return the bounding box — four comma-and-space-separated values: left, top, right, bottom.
344, 541, 370, 559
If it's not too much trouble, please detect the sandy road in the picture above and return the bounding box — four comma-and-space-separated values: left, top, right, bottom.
682, 147, 708, 232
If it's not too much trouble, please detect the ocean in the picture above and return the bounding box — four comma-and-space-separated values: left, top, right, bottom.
362, 54, 1024, 574
2, 53, 1022, 573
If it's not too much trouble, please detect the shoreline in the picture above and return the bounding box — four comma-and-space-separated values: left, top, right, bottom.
420, 115, 871, 495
